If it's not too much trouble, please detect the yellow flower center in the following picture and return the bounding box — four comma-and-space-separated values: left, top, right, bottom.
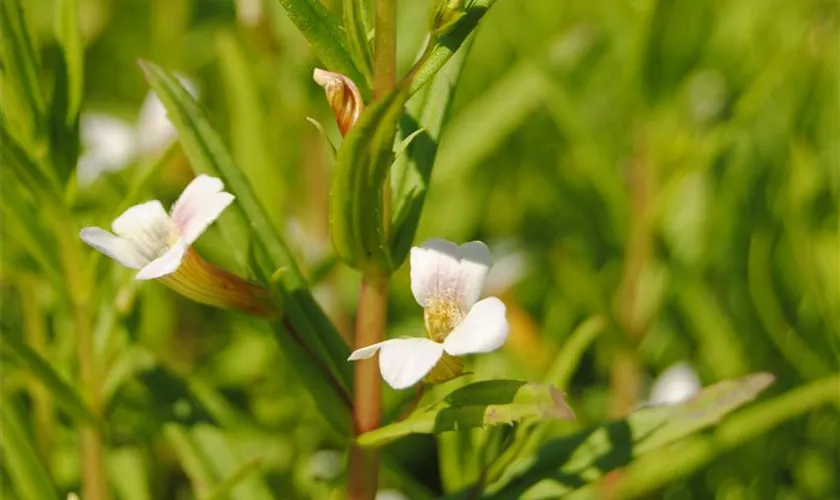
424, 299, 464, 342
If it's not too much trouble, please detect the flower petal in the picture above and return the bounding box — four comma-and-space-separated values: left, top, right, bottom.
379, 338, 445, 390
410, 239, 492, 310
79, 227, 147, 269
136, 238, 187, 280
111, 200, 172, 261
443, 297, 508, 356
170, 175, 234, 244
348, 341, 388, 360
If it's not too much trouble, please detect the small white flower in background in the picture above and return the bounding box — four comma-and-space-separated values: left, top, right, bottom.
135, 77, 198, 154
67, 494, 80, 500
77, 77, 198, 185
79, 175, 234, 280
77, 113, 137, 185
349, 239, 509, 390
649, 361, 701, 406
483, 239, 528, 295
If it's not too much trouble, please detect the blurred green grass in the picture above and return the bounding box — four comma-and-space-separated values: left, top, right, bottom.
1, 0, 838, 498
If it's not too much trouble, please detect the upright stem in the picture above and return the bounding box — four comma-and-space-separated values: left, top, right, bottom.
349, 2, 397, 498
349, 277, 388, 499
373, 0, 397, 100
54, 212, 109, 500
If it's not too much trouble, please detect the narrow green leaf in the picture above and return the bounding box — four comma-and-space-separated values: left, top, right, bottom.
357, 380, 574, 448
390, 43, 471, 265
342, 0, 373, 85
275, 0, 368, 98
607, 374, 840, 500
54, 0, 84, 123
139, 61, 352, 434
483, 373, 775, 499
46, 45, 80, 184
0, 332, 100, 425
330, 84, 410, 274
409, 0, 497, 97
0, 0, 47, 151
0, 396, 60, 500
46, 0, 84, 184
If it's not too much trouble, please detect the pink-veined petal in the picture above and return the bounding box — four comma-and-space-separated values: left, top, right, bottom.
170, 175, 234, 244
443, 297, 508, 356
135, 238, 187, 280
79, 227, 147, 269
410, 239, 492, 310
378, 338, 445, 390
111, 200, 172, 261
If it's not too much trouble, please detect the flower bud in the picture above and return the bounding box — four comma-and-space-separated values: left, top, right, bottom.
312, 68, 364, 136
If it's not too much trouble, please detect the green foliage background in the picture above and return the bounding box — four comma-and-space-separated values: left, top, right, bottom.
1, 0, 838, 498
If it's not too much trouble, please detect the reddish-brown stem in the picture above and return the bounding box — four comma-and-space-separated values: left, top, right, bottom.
349, 277, 389, 499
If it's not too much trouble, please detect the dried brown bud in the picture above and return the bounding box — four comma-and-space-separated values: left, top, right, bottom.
313, 68, 364, 136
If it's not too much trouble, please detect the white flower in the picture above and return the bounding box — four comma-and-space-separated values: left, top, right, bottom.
77, 78, 198, 185
136, 78, 198, 154
77, 113, 137, 185
79, 175, 234, 280
349, 239, 509, 389
649, 362, 701, 406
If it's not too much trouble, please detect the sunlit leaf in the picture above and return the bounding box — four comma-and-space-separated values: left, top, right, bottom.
275, 0, 368, 97
357, 380, 574, 448
483, 373, 775, 499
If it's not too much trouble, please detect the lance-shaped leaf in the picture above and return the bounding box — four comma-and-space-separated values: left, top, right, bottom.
342, 0, 373, 85
481, 373, 775, 499
357, 380, 574, 448
0, 0, 47, 152
139, 61, 352, 435
275, 0, 369, 98
54, 0, 83, 123
390, 42, 470, 266
330, 84, 410, 274
1, 333, 100, 425
47, 0, 83, 184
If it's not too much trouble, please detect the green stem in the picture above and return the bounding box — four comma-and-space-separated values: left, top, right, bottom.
372, 0, 396, 100
348, 0, 397, 497
54, 211, 109, 500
